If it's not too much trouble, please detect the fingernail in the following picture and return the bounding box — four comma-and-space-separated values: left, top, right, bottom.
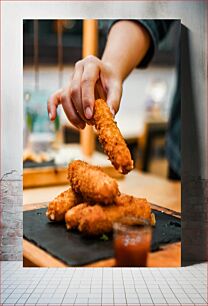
85, 106, 93, 119
49, 113, 52, 120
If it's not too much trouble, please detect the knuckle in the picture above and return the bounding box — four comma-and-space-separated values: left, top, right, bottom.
85, 55, 96, 63
75, 60, 82, 69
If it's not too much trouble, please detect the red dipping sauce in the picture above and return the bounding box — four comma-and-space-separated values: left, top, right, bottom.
113, 217, 152, 267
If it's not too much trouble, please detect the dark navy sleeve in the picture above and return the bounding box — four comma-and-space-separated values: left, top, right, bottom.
137, 20, 174, 67
107, 20, 174, 68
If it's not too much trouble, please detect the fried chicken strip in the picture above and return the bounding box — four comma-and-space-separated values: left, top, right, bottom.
92, 99, 134, 174
46, 188, 82, 221
65, 194, 151, 235
68, 160, 119, 204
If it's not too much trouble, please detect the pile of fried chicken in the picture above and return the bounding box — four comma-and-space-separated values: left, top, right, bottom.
46, 160, 154, 235
46, 99, 154, 236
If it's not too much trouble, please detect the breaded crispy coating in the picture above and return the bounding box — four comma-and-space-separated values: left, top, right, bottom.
65, 203, 89, 230
65, 194, 151, 236
65, 204, 112, 234
68, 160, 119, 204
46, 188, 82, 221
92, 99, 134, 174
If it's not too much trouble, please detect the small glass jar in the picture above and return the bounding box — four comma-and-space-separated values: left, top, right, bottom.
113, 216, 152, 267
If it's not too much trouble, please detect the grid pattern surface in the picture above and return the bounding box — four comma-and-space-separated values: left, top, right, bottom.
0, 261, 207, 305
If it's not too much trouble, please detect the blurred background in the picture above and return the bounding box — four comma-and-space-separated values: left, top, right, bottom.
23, 19, 179, 189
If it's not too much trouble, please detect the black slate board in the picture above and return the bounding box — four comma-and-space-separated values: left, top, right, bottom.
23, 208, 181, 266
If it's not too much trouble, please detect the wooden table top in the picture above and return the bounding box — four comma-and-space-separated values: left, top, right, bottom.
24, 169, 181, 213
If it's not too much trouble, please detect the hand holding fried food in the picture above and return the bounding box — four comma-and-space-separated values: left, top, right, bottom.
46, 188, 82, 221
91, 99, 134, 174
65, 194, 151, 236
68, 160, 119, 204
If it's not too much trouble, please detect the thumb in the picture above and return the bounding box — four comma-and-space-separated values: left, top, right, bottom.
106, 82, 122, 116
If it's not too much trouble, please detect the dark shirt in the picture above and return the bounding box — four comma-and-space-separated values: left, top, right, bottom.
138, 20, 181, 177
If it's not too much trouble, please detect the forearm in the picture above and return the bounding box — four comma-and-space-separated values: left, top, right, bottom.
102, 20, 151, 82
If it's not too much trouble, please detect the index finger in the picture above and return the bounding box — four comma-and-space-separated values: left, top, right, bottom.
81, 63, 100, 119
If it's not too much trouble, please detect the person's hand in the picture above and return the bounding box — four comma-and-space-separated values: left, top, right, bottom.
47, 55, 122, 129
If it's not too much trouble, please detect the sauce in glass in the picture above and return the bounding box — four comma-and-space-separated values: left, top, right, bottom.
113, 217, 152, 267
